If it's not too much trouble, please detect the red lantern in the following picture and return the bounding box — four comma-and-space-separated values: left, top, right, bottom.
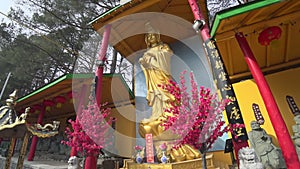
31, 104, 43, 114
258, 26, 282, 46
54, 96, 66, 108
43, 99, 55, 111
67, 91, 78, 103
67, 91, 73, 99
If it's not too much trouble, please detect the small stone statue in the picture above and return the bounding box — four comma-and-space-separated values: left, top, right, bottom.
286, 95, 300, 159
238, 147, 263, 169
248, 120, 286, 169
292, 114, 300, 159
67, 156, 82, 169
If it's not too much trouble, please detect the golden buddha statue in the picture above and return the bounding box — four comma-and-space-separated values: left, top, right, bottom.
138, 23, 200, 162
138, 26, 174, 139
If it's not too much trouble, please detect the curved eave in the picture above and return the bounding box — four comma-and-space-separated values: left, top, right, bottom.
16, 73, 134, 122
90, 0, 161, 31
89, 0, 208, 59
209, 0, 300, 82
210, 0, 281, 38
18, 74, 134, 104
17, 73, 94, 103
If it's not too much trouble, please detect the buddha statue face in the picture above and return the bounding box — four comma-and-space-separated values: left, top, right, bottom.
145, 33, 161, 48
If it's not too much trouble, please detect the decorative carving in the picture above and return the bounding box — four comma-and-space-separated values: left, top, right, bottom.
0, 91, 29, 131
26, 121, 60, 138
238, 147, 263, 169
35, 121, 60, 131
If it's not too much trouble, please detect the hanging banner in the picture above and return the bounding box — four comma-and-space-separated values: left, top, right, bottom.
204, 39, 248, 142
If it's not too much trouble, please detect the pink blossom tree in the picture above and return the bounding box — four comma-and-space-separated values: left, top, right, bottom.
160, 71, 240, 168
62, 99, 114, 169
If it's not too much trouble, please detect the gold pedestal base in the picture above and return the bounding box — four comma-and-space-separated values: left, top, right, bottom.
122, 154, 217, 169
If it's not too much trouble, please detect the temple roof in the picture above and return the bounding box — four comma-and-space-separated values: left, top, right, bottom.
210, 0, 300, 82
89, 0, 300, 82
16, 73, 134, 122
89, 0, 208, 59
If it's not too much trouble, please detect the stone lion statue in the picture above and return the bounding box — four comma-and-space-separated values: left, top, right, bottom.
248, 121, 286, 168
68, 156, 82, 169
238, 147, 264, 169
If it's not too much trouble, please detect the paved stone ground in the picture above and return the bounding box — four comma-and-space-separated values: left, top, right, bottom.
0, 155, 112, 169
0, 155, 68, 169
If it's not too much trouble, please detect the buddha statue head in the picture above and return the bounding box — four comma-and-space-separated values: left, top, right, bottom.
145, 22, 162, 48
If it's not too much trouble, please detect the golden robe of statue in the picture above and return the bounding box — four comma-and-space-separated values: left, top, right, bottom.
138, 32, 175, 139
138, 28, 200, 162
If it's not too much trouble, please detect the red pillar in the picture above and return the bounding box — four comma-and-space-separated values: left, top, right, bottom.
28, 106, 45, 161
96, 24, 112, 107
187, 0, 210, 40
84, 154, 98, 169
84, 24, 111, 169
235, 32, 300, 168
187, 0, 249, 161
70, 84, 88, 157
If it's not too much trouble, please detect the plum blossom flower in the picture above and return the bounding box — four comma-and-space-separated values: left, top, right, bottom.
159, 71, 232, 153
62, 98, 114, 156
134, 145, 143, 152
159, 143, 167, 151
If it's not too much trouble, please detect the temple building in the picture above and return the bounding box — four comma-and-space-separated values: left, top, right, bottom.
90, 0, 300, 168
1, 0, 300, 168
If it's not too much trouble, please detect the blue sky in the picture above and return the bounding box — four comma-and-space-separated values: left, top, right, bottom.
0, 0, 14, 21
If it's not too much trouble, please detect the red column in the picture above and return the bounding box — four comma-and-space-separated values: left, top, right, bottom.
84, 154, 97, 169
187, 0, 210, 40
28, 106, 45, 161
70, 84, 88, 157
235, 32, 300, 168
85, 24, 111, 169
187, 0, 249, 162
96, 24, 112, 107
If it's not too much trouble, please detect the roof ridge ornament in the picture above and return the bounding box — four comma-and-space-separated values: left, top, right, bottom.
6, 89, 18, 107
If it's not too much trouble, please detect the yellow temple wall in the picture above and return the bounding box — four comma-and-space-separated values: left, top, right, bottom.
232, 67, 300, 146
111, 105, 136, 157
